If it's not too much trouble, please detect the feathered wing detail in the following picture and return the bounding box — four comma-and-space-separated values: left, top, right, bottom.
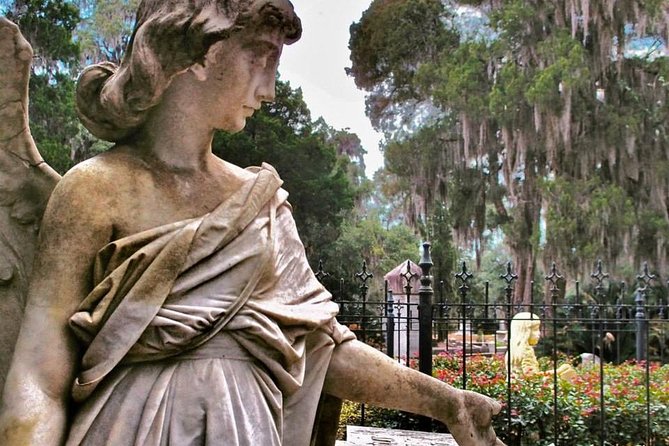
0, 17, 61, 396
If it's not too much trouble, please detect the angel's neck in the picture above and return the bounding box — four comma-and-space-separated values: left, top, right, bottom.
133, 106, 214, 172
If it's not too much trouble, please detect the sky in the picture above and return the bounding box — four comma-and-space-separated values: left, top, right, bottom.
278, 0, 384, 178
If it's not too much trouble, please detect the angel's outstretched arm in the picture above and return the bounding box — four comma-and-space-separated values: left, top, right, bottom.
324, 340, 505, 446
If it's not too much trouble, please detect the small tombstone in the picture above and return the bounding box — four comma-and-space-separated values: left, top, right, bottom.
384, 260, 422, 359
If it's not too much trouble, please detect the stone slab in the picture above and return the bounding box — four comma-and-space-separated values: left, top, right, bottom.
338, 425, 457, 445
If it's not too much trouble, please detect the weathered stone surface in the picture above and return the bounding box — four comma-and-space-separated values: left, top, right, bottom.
340, 425, 457, 446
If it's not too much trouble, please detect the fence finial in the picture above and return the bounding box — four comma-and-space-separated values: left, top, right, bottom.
500, 261, 518, 286
315, 259, 330, 282
355, 260, 373, 283
636, 262, 655, 293
401, 260, 419, 294
545, 262, 563, 293
419, 242, 433, 274
590, 259, 609, 297
455, 261, 473, 294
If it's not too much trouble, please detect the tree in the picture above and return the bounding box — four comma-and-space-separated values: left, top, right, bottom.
326, 214, 421, 298
3, 0, 80, 73
349, 0, 669, 304
76, 0, 139, 64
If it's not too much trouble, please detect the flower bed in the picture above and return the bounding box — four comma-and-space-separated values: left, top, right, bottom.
339, 353, 669, 445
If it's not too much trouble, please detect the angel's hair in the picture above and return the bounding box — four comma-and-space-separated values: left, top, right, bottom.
508, 312, 540, 368
76, 0, 301, 142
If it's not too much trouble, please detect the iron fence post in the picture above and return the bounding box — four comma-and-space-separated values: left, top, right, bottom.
635, 263, 654, 362
418, 242, 434, 377
545, 262, 563, 446
355, 260, 373, 427
401, 261, 419, 362
615, 281, 626, 364
417, 242, 433, 433
635, 262, 654, 445
634, 295, 646, 363
456, 262, 473, 389
386, 288, 395, 358
591, 259, 609, 446
500, 262, 517, 440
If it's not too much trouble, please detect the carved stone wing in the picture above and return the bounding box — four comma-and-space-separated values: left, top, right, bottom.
0, 17, 61, 396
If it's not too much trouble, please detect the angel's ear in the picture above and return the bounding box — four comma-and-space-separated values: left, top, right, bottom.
188, 62, 208, 82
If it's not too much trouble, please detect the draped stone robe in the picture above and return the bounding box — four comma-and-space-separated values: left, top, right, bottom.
64, 164, 353, 446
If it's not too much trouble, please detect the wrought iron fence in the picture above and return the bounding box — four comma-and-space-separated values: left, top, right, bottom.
317, 243, 669, 446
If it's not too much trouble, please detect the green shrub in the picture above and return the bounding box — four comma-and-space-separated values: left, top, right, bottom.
339, 352, 669, 445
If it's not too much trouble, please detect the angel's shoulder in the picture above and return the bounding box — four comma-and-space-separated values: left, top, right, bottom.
45, 150, 131, 222
53, 158, 110, 198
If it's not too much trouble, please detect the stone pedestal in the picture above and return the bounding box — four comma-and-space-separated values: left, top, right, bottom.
336, 425, 456, 445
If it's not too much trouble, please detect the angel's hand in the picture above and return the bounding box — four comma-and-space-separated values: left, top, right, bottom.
0, 17, 33, 141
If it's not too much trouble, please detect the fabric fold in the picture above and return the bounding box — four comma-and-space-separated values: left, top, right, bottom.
69, 166, 283, 401
66, 163, 355, 446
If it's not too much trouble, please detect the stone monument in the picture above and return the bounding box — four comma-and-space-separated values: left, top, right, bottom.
0, 1, 505, 445
384, 260, 421, 359
507, 312, 576, 381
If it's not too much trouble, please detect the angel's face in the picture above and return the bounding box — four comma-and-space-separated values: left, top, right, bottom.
190, 27, 285, 133
528, 322, 541, 346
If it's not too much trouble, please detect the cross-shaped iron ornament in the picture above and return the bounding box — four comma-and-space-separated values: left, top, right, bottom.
355, 260, 373, 293
455, 262, 472, 294
545, 262, 563, 293
401, 260, 419, 294
636, 262, 656, 293
500, 262, 518, 288
590, 259, 609, 296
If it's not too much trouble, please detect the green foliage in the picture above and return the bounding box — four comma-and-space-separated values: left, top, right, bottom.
526, 32, 589, 110
313, 119, 367, 185
327, 216, 420, 291
348, 0, 456, 91
541, 177, 636, 275
2, 0, 83, 173
430, 41, 491, 114
5, 0, 80, 72
645, 0, 666, 18
448, 168, 488, 239
489, 63, 529, 124
382, 119, 458, 224
348, 0, 459, 127
28, 73, 79, 174
488, 1, 536, 50
427, 203, 457, 295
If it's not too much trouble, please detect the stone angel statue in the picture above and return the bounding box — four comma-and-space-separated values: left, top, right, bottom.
0, 1, 505, 445
507, 312, 576, 381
